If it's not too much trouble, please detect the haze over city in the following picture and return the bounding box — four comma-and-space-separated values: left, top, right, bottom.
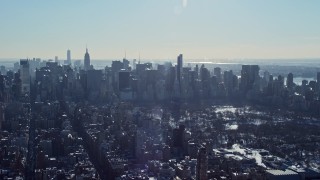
1, 1, 320, 180
1, 0, 320, 59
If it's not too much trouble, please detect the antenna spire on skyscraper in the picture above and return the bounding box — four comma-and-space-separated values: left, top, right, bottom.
84, 45, 91, 70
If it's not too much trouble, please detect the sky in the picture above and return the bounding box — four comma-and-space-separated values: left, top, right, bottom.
0, 0, 320, 60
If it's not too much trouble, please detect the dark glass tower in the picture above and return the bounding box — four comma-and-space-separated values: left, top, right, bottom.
287, 73, 294, 89
177, 54, 183, 93
196, 146, 208, 180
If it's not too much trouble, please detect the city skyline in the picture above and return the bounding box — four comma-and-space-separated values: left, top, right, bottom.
2, 1, 320, 179
1, 0, 320, 60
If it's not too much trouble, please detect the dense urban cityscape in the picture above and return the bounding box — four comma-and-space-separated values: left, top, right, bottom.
0, 48, 319, 180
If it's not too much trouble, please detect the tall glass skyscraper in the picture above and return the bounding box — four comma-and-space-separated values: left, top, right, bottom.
67, 49, 71, 65
177, 54, 183, 93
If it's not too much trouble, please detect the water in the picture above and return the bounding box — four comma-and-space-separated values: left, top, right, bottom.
187, 58, 320, 67
0, 60, 19, 69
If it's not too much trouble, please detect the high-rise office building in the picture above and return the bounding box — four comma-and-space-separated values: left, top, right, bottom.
196, 146, 208, 180
317, 72, 320, 91
84, 48, 91, 71
214, 67, 222, 82
162, 145, 171, 162
177, 54, 183, 92
123, 58, 130, 70
195, 64, 199, 79
287, 73, 294, 89
263, 71, 270, 83
0, 105, 4, 130
118, 71, 131, 91
67, 49, 71, 65
87, 70, 102, 92
166, 67, 176, 95
112, 61, 124, 73
224, 70, 235, 95
20, 59, 30, 94
132, 59, 137, 70
278, 75, 284, 88
240, 65, 260, 92
172, 124, 185, 148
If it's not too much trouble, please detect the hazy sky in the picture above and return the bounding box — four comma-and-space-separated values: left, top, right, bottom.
1, 0, 320, 60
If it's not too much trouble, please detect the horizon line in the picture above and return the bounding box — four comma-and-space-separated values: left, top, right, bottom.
0, 57, 320, 61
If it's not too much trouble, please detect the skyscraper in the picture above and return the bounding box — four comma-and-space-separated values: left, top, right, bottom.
87, 70, 102, 93
177, 54, 183, 93
214, 67, 222, 82
20, 59, 30, 94
118, 71, 131, 91
317, 72, 320, 91
224, 70, 236, 95
196, 146, 208, 180
67, 49, 71, 65
287, 73, 294, 89
84, 48, 91, 71
132, 59, 137, 70
240, 65, 260, 92
123, 58, 130, 70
